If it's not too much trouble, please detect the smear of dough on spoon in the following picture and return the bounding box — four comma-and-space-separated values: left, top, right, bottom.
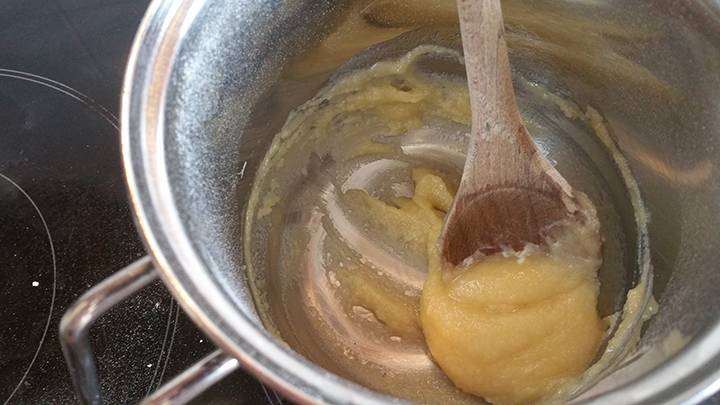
248, 45, 624, 404
421, 229, 607, 404
350, 168, 606, 404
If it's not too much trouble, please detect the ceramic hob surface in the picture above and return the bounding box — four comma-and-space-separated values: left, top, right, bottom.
4, 2, 720, 405
0, 1, 281, 403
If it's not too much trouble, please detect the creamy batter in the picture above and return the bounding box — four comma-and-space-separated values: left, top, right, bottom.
346, 166, 606, 404
245, 45, 653, 404
420, 198, 606, 404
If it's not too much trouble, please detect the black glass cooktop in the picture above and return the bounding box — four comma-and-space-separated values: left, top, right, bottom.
7, 2, 720, 405
0, 1, 280, 403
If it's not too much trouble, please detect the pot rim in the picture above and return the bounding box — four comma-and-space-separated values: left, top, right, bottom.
121, 0, 720, 403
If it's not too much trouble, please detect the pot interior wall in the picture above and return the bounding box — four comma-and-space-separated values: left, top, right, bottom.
160, 0, 720, 400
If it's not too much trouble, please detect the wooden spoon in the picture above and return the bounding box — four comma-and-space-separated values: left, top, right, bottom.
440, 0, 581, 265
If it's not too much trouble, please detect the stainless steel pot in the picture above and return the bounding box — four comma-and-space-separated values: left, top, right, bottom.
59, 0, 720, 404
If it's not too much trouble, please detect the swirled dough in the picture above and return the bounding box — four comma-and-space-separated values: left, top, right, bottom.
422, 238, 606, 405
248, 45, 617, 404
353, 168, 605, 404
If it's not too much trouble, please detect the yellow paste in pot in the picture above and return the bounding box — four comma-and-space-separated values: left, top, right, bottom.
346, 167, 605, 404
422, 252, 605, 405
247, 46, 633, 404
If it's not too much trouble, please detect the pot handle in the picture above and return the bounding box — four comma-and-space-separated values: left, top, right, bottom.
59, 256, 239, 405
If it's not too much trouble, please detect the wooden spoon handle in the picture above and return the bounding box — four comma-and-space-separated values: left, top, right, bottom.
457, 0, 521, 141
455, 0, 573, 197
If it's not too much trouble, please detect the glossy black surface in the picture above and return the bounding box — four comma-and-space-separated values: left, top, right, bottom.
6, 1, 719, 404
0, 1, 277, 403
